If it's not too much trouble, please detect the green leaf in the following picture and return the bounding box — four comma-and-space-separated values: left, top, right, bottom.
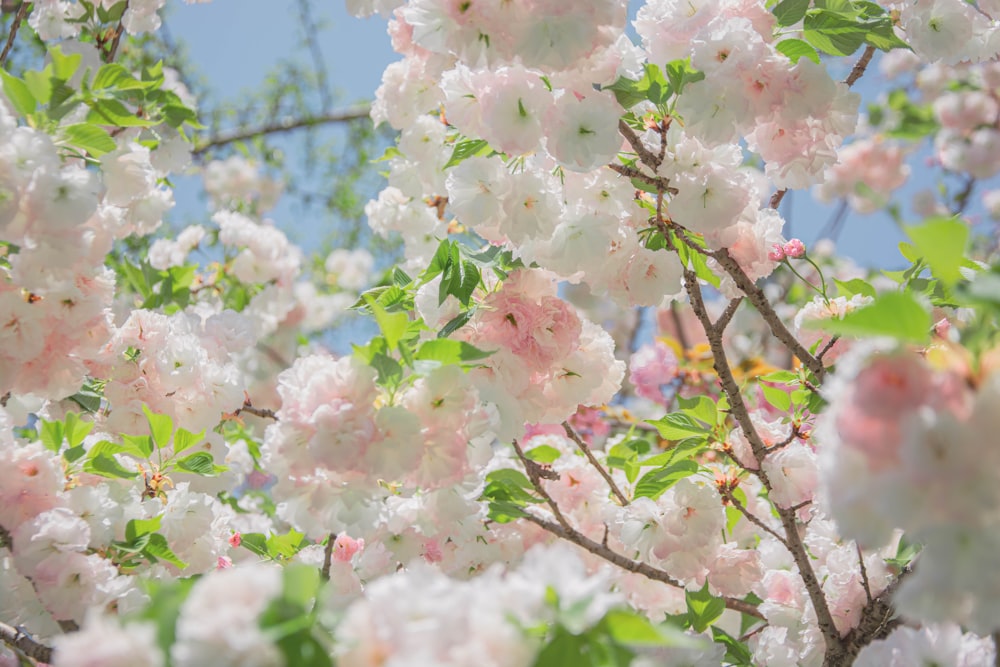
444, 138, 492, 169
368, 297, 409, 350
144, 533, 187, 569
48, 46, 82, 81
605, 64, 672, 108
647, 412, 710, 441
686, 583, 725, 633
267, 529, 307, 559
125, 517, 162, 542
524, 445, 562, 464
62, 413, 92, 448
121, 433, 154, 459
87, 98, 158, 127
634, 460, 699, 500
805, 291, 931, 344
803, 9, 867, 56
144, 405, 174, 450
283, 565, 321, 608
676, 395, 717, 426
414, 338, 493, 363
759, 382, 792, 412
772, 0, 810, 26
0, 70, 37, 116
438, 310, 474, 338
84, 453, 137, 479
712, 626, 754, 666
602, 609, 701, 647
175, 451, 224, 476
240, 532, 270, 558
905, 217, 970, 288
172, 428, 203, 455
39, 420, 64, 453
834, 277, 877, 299
775, 38, 821, 63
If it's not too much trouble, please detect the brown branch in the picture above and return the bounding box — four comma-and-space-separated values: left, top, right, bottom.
843, 45, 877, 88
511, 439, 571, 531
321, 532, 335, 582
840, 569, 909, 662
817, 335, 841, 362
618, 119, 663, 170
607, 163, 678, 195
0, 0, 28, 67
192, 105, 371, 155
856, 543, 873, 605
721, 488, 787, 546
562, 421, 629, 506
683, 269, 844, 656
0, 621, 54, 665
0, 523, 9, 550
770, 189, 787, 210
519, 510, 765, 621
710, 248, 827, 380
715, 297, 743, 333
235, 403, 278, 421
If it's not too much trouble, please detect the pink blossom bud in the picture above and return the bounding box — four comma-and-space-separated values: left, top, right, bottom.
229, 532, 241, 548
934, 318, 952, 338
768, 244, 786, 262
217, 556, 233, 569
783, 239, 806, 258
333, 533, 364, 562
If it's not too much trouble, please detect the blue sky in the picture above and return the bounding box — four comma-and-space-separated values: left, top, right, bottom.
162, 0, 978, 271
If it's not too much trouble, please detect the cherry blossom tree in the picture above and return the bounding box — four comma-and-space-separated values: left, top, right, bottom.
2, 1, 1000, 666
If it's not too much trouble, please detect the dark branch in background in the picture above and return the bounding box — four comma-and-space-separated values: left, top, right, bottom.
0, 621, 54, 665
770, 189, 787, 210
562, 421, 629, 506
191, 104, 371, 156
0, 0, 28, 67
953, 174, 977, 215
817, 198, 850, 243
0, 524, 9, 550
296, 0, 333, 112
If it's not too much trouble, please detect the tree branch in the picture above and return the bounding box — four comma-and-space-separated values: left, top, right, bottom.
843, 45, 877, 88
0, 0, 28, 67
562, 421, 629, 506
518, 511, 765, 621
192, 104, 372, 155
617, 119, 663, 170
0, 621, 54, 665
321, 532, 335, 582
710, 248, 827, 380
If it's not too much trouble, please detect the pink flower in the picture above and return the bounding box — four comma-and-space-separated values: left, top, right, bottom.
333, 533, 365, 563
767, 244, 786, 262
783, 239, 806, 258
228, 532, 241, 548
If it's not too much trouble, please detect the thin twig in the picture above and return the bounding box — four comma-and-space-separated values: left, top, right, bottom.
710, 248, 827, 380
843, 45, 877, 88
856, 543, 873, 605
0, 523, 10, 550
321, 532, 335, 581
518, 511, 765, 621
511, 439, 571, 531
192, 105, 371, 155
721, 488, 788, 547
618, 119, 662, 170
715, 298, 743, 332
296, 0, 333, 112
235, 397, 278, 422
562, 421, 629, 506
0, 621, 54, 665
607, 163, 678, 195
105, 2, 129, 63
0, 0, 28, 67
817, 335, 840, 362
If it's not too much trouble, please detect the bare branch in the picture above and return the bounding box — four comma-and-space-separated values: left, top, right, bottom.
562, 421, 629, 506
721, 488, 788, 547
770, 189, 787, 210
0, 621, 54, 665
192, 104, 372, 156
0, 0, 28, 67
843, 45, 877, 88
